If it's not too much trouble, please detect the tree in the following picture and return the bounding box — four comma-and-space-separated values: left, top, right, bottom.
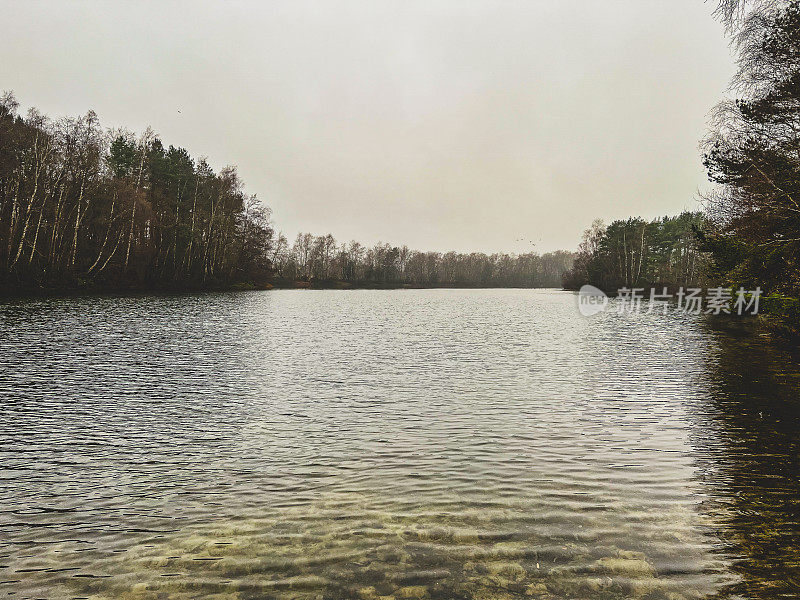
0, 93, 275, 291
562, 213, 710, 292
702, 0, 800, 295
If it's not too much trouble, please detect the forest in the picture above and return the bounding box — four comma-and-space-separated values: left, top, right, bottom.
561, 212, 710, 292
700, 0, 800, 299
4, 1, 798, 300
0, 94, 575, 293
271, 233, 574, 288
0, 93, 274, 292
565, 0, 800, 328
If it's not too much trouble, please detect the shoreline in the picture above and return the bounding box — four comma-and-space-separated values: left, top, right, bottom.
0, 280, 568, 300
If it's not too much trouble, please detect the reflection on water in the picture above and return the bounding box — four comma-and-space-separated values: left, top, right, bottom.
0, 289, 797, 599
693, 319, 800, 599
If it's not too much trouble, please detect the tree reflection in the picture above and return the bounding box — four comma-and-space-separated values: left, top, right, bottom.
694, 319, 800, 598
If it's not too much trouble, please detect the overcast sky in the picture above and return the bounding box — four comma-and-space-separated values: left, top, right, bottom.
1, 1, 734, 253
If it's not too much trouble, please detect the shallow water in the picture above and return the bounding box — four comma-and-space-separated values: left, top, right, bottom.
1, 288, 798, 599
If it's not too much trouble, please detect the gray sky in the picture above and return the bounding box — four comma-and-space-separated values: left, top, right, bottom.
1, 1, 734, 253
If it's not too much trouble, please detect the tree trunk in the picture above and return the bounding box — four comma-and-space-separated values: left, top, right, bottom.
70, 176, 86, 268
87, 191, 116, 274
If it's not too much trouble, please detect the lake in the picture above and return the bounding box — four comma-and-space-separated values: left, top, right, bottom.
1, 288, 799, 599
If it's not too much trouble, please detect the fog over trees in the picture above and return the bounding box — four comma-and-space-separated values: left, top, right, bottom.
272, 232, 574, 288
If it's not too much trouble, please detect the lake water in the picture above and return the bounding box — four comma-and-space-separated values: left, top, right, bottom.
1, 289, 799, 600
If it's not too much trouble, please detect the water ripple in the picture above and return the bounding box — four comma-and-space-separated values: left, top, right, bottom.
1, 289, 798, 599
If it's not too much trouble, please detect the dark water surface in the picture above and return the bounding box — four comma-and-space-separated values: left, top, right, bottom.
1, 289, 799, 599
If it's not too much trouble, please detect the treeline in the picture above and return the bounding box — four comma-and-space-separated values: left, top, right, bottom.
272, 232, 575, 288
700, 0, 800, 297
0, 93, 577, 294
564, 0, 800, 301
562, 212, 711, 292
0, 93, 274, 292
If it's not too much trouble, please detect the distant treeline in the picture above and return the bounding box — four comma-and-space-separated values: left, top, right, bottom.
0, 93, 274, 292
562, 212, 711, 292
272, 233, 575, 288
